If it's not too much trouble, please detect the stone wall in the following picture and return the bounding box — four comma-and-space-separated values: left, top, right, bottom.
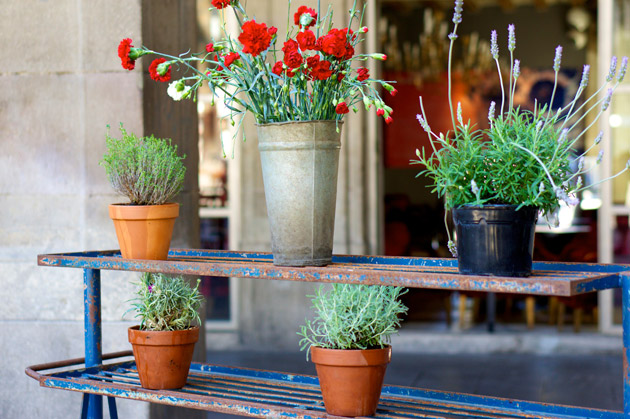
0, 0, 200, 417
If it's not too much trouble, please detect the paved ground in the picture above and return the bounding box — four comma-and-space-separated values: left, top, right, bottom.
204, 349, 623, 418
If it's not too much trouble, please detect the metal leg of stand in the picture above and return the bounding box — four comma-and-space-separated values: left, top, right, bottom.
622, 273, 630, 417
487, 292, 496, 333
107, 397, 118, 419
81, 393, 89, 419
84, 268, 103, 419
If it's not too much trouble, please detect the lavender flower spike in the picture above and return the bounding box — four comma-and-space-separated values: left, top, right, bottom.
558, 128, 569, 144
607, 56, 618, 82
618, 56, 628, 82
580, 65, 590, 88
416, 114, 431, 133
452, 0, 463, 24
508, 24, 516, 52
553, 46, 562, 72
488, 101, 496, 122
594, 131, 603, 145
471, 179, 479, 195
597, 149, 604, 164
490, 30, 499, 60
602, 88, 613, 111
447, 240, 458, 257
513, 59, 520, 79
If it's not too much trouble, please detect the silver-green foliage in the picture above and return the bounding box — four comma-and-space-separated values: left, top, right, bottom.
298, 284, 408, 357
101, 124, 186, 205
128, 272, 203, 331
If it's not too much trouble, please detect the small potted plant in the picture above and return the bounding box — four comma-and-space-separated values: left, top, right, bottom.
101, 124, 186, 260
298, 284, 407, 417
126, 272, 203, 390
412, 0, 629, 276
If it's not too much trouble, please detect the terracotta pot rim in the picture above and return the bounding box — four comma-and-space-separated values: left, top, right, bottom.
109, 202, 179, 207
311, 345, 392, 367
128, 325, 199, 346
109, 202, 180, 220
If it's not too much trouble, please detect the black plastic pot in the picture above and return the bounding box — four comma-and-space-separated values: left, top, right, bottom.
452, 205, 538, 277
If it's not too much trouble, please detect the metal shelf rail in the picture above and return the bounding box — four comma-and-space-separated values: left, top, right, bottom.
28, 249, 630, 418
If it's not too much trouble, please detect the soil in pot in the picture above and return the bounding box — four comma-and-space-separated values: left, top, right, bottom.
311, 346, 391, 417
128, 325, 198, 390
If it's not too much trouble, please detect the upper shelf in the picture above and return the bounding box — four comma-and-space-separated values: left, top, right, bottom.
38, 249, 629, 296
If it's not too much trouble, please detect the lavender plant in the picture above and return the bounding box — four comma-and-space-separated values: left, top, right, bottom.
412, 0, 629, 254
298, 284, 407, 359
127, 273, 203, 332
101, 124, 186, 205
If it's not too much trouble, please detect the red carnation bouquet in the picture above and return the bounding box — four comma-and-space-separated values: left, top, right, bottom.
117, 0, 396, 139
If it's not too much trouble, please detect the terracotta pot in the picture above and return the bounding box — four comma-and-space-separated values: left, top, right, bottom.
128, 325, 199, 390
108, 203, 179, 260
311, 346, 391, 417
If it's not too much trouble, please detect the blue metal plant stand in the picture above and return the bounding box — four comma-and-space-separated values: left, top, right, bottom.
28, 249, 630, 418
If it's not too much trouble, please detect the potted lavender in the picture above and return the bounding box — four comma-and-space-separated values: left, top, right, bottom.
126, 273, 203, 390
413, 0, 628, 276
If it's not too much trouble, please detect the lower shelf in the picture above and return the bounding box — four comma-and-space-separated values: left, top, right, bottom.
26, 352, 620, 419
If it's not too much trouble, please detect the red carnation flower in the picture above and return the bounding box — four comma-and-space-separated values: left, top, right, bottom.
357, 67, 369, 81
336, 73, 345, 82
317, 28, 352, 59
296, 30, 316, 51
376, 108, 385, 116
385, 116, 393, 124
390, 88, 398, 97
148, 58, 171, 82
211, 0, 231, 9
269, 26, 278, 36
206, 43, 214, 53
335, 102, 349, 114
294, 6, 317, 29
239, 20, 272, 57
282, 39, 303, 69
118, 38, 136, 70
272, 61, 284, 76
224, 52, 240, 67
307, 56, 333, 81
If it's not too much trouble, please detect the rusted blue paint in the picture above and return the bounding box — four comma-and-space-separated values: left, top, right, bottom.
32, 251, 630, 418
38, 250, 625, 297
83, 268, 103, 419
28, 355, 622, 418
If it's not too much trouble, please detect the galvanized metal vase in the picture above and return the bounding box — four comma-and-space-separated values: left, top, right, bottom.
257, 121, 342, 267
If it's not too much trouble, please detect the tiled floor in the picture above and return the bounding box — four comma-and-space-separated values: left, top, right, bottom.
204, 349, 623, 418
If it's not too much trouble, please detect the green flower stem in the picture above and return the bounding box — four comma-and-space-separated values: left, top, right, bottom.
494, 58, 506, 117
547, 69, 559, 118
575, 167, 629, 193
511, 142, 558, 191
447, 25, 460, 131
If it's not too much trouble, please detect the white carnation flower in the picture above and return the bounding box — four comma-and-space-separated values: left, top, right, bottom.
167, 81, 191, 101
